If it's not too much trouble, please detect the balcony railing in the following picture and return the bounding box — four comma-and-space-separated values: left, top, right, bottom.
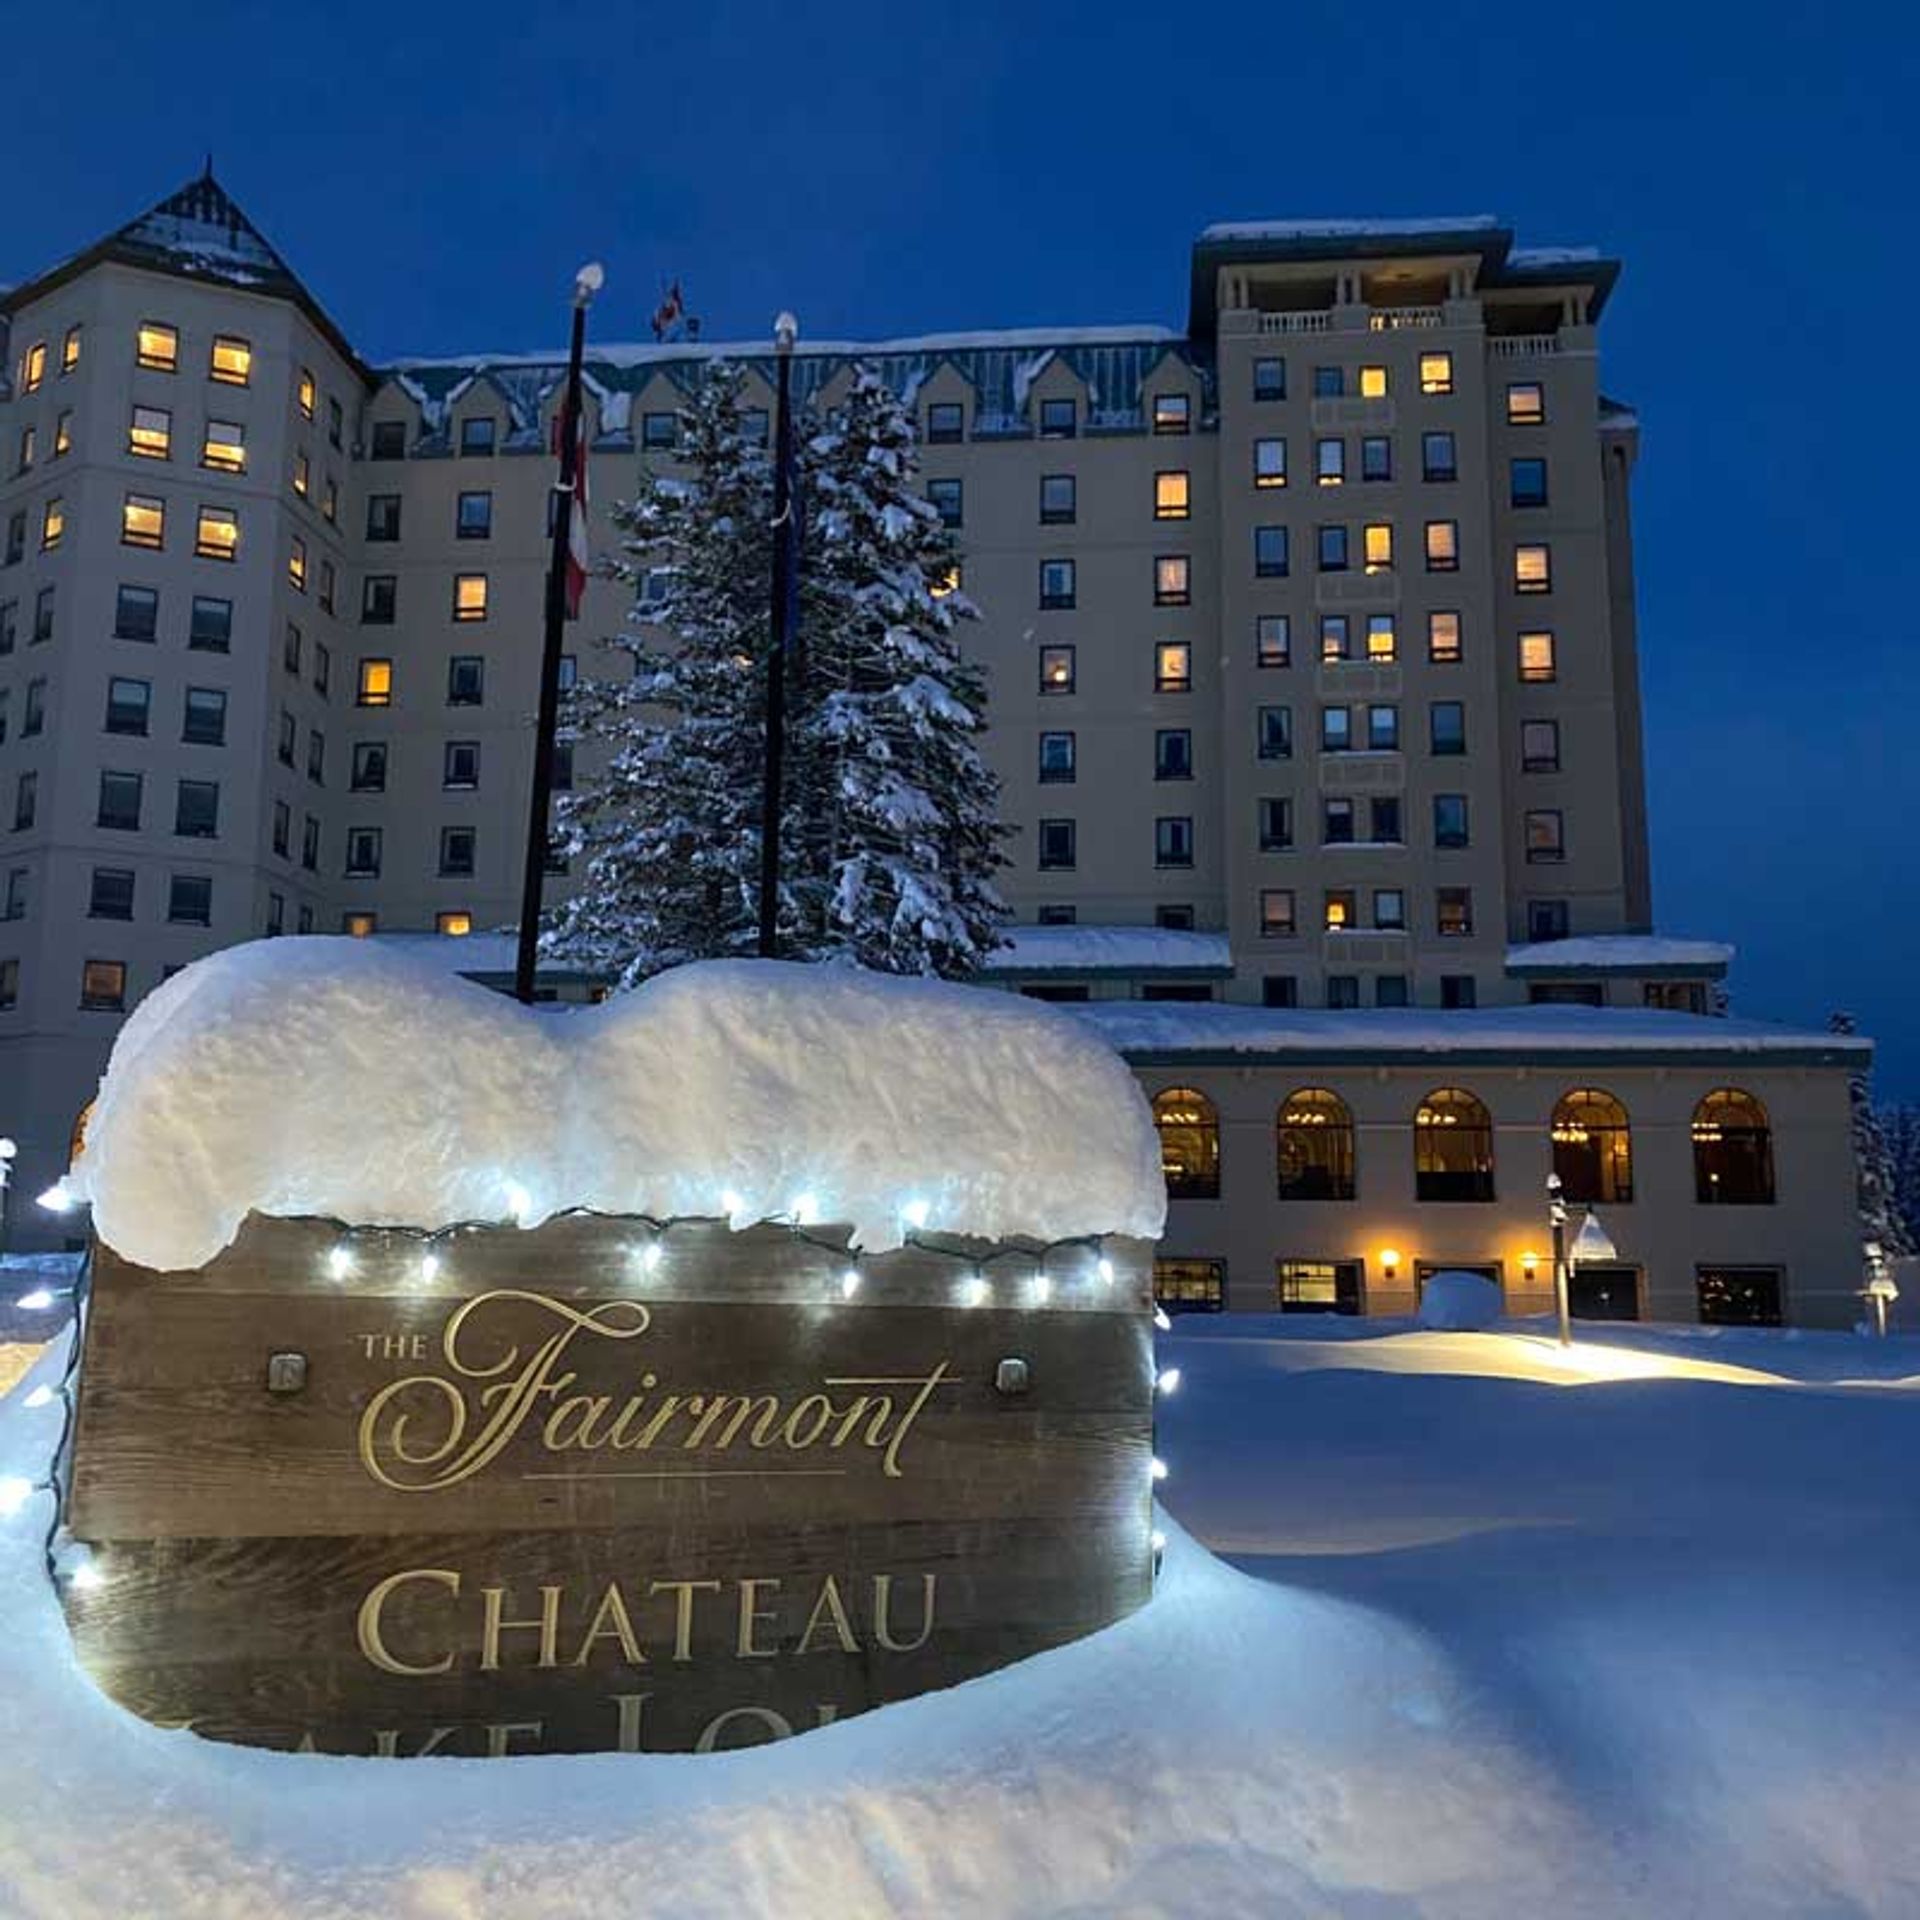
1256, 311, 1331, 334
1367, 307, 1445, 331
1489, 334, 1562, 357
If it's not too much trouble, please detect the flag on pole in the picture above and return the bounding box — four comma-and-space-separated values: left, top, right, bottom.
650, 279, 684, 341
552, 409, 591, 619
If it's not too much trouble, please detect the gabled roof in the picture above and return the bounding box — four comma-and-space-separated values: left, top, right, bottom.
1, 168, 371, 385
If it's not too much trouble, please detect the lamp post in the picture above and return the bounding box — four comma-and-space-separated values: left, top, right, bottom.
1862, 1242, 1898, 1337
1549, 1170, 1618, 1347
0, 1138, 15, 1263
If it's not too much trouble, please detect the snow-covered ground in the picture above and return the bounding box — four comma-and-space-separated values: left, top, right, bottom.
3, 1314, 1918, 1916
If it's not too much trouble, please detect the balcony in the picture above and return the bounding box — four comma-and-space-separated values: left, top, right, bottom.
1318, 751, 1406, 795
1367, 306, 1445, 331
1314, 571, 1400, 611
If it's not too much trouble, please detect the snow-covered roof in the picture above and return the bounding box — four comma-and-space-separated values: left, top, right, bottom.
1077, 1001, 1868, 1067
982, 926, 1233, 976
65, 942, 1166, 1271
1198, 216, 1502, 243
1505, 936, 1733, 976
1505, 245, 1603, 267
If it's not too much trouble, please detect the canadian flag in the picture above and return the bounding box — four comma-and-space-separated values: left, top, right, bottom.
552, 409, 590, 618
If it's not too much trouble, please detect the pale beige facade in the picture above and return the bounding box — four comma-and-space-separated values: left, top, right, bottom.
0, 179, 1874, 1325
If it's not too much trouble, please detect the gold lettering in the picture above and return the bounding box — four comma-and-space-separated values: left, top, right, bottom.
736, 1577, 782, 1658
781, 1395, 834, 1449
486, 1720, 543, 1757
872, 1572, 938, 1652
543, 1393, 614, 1451
356, 1567, 460, 1676
694, 1705, 793, 1753
611, 1692, 650, 1752
480, 1583, 564, 1670
796, 1574, 860, 1655
573, 1582, 647, 1667
881, 1364, 951, 1479
680, 1392, 783, 1451
629, 1391, 685, 1448
650, 1578, 721, 1662
372, 1725, 459, 1757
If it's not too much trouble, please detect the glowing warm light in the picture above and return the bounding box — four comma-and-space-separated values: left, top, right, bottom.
1359, 365, 1388, 397
1379, 1248, 1401, 1279
1521, 1250, 1541, 1281
16, 1289, 54, 1312
0, 1477, 33, 1516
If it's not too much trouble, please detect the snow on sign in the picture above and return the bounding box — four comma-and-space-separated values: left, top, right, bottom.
53, 949, 1165, 1757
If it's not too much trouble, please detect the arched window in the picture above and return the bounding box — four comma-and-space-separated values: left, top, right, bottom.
1414, 1088, 1495, 1201
1551, 1088, 1633, 1204
1693, 1089, 1774, 1204
1277, 1088, 1356, 1200
1154, 1086, 1221, 1200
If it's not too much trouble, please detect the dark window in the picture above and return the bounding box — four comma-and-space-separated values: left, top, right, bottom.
925, 478, 962, 527
1155, 904, 1195, 931
444, 740, 480, 789
366, 494, 401, 541
271, 801, 290, 858
314, 643, 330, 698
1366, 704, 1399, 751
370, 420, 407, 460
301, 816, 320, 871
182, 687, 226, 746
1323, 798, 1355, 846
1693, 1091, 1776, 1205
362, 575, 397, 625
0, 601, 13, 652
1321, 706, 1352, 753
1039, 644, 1075, 694
1039, 474, 1076, 525
1037, 903, 1076, 926
1433, 794, 1469, 849
1511, 457, 1549, 508
1360, 435, 1392, 482
640, 411, 678, 450
1155, 728, 1193, 780
20, 680, 42, 737
1255, 526, 1289, 577
188, 596, 231, 652
345, 827, 382, 876
925, 402, 964, 444
552, 740, 574, 791
115, 584, 158, 641
1441, 974, 1477, 1010
1430, 702, 1466, 755
174, 779, 219, 839
1152, 392, 1191, 435
456, 490, 493, 540
1155, 815, 1194, 867
1415, 1088, 1495, 1201
1262, 974, 1297, 1008
1039, 558, 1076, 610
1696, 1267, 1782, 1327
740, 409, 769, 446
459, 416, 496, 456
1376, 974, 1410, 1007
306, 729, 326, 784
1038, 397, 1076, 439
439, 826, 476, 876
351, 741, 387, 792
1325, 975, 1360, 1009
1527, 898, 1571, 942
1259, 796, 1292, 851
168, 874, 212, 926
448, 656, 485, 705
1256, 614, 1290, 667
105, 677, 151, 736
13, 772, 36, 831
97, 771, 142, 831
1422, 431, 1457, 482
1037, 818, 1076, 869
1370, 796, 1403, 843
1258, 705, 1292, 759
88, 868, 135, 920
1313, 366, 1343, 398
1253, 357, 1286, 402
4, 511, 24, 566
1038, 731, 1075, 784
1316, 524, 1348, 572
278, 710, 296, 765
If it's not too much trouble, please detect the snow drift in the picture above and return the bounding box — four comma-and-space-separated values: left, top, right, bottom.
65, 942, 1168, 1272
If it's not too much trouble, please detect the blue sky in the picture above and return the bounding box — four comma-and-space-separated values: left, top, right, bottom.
7, 0, 1915, 1090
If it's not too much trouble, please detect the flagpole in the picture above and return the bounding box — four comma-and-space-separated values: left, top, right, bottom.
756, 311, 799, 960
514, 262, 602, 1005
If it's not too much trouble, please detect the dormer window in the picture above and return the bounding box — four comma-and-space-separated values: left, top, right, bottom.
925, 402, 964, 444
1152, 392, 1190, 435
1038, 397, 1076, 439
370, 420, 407, 460
460, 416, 496, 456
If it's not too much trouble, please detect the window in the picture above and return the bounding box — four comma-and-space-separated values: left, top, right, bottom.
1428, 610, 1462, 663
1434, 974, 1475, 1012
1260, 889, 1295, 936
1255, 526, 1288, 577
1152, 392, 1190, 435
1436, 887, 1473, 936
1374, 974, 1409, 1008
278, 710, 296, 764
1254, 437, 1287, 488
1519, 629, 1557, 683
1155, 816, 1194, 867
1039, 645, 1075, 694
1155, 1258, 1226, 1314
1277, 1090, 1355, 1201
1365, 613, 1396, 662
1038, 473, 1076, 524
1253, 357, 1286, 401
557, 654, 578, 692
366, 494, 402, 542
89, 868, 135, 920
1317, 524, 1348, 572
40, 498, 65, 551
306, 728, 326, 783
1553, 1089, 1633, 1205
182, 687, 226, 746
0, 601, 13, 655
202, 419, 245, 472
1430, 702, 1466, 755
1155, 555, 1191, 605
1433, 794, 1470, 849
1278, 1260, 1364, 1315
204, 334, 251, 385
1511, 457, 1548, 508
1256, 614, 1290, 668
926, 402, 964, 444
1422, 431, 1456, 482
1155, 470, 1191, 520
5, 512, 23, 565
1258, 705, 1292, 759
1259, 797, 1293, 851
188, 595, 231, 651
323, 478, 339, 528
1313, 366, 1343, 398
32, 586, 54, 644
439, 827, 479, 878
739, 409, 769, 447
1323, 798, 1354, 845
448, 656, 485, 705
357, 658, 394, 707
81, 959, 127, 1012
290, 367, 314, 421
1415, 1088, 1494, 1201
1038, 731, 1075, 784
1153, 1087, 1219, 1198
346, 828, 383, 876
110, 584, 157, 643
361, 575, 397, 625
301, 816, 320, 871
351, 741, 388, 792
635, 409, 680, 452
1315, 437, 1345, 486
1425, 520, 1459, 572
52, 411, 71, 458
1521, 809, 1564, 864
2, 868, 23, 919
1323, 889, 1357, 932
342, 911, 377, 937
96, 770, 142, 831
1038, 397, 1076, 439
453, 573, 489, 622
1321, 706, 1352, 753
1036, 904, 1076, 926
314, 643, 330, 696
194, 506, 238, 562
1697, 1267, 1783, 1327
129, 404, 172, 460
136, 322, 178, 372
925, 478, 962, 528
1515, 544, 1552, 593
1155, 640, 1192, 693
1521, 719, 1561, 773
174, 779, 218, 838
1370, 796, 1402, 843
105, 677, 151, 735
1320, 615, 1350, 663
1367, 704, 1399, 751
0, 957, 17, 1010
435, 910, 474, 938
14, 425, 34, 475
1039, 559, 1076, 610
1262, 974, 1296, 1008
160, 872, 213, 927
1527, 899, 1570, 942
13, 773, 36, 831
1362, 522, 1393, 574
19, 341, 48, 393
1693, 1090, 1775, 1205
370, 419, 406, 460
1419, 351, 1453, 395
1358, 364, 1388, 399
1373, 887, 1406, 930
292, 450, 310, 498
1507, 382, 1545, 426
1037, 818, 1076, 869
459, 416, 496, 456
22, 680, 44, 737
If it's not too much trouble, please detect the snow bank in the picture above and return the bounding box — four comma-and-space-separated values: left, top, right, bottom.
65, 942, 1166, 1272
1505, 933, 1735, 973
1417, 1270, 1504, 1331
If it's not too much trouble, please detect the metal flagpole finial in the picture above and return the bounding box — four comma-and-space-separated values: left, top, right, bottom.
773, 311, 799, 353
574, 262, 606, 308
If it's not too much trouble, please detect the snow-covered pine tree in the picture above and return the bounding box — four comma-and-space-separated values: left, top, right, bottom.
1830, 1013, 1916, 1263
793, 362, 1009, 975
1882, 1102, 1920, 1252
543, 364, 786, 987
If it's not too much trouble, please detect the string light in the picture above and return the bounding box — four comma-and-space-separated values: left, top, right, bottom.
789, 1192, 819, 1226
840, 1267, 861, 1299
1097, 1256, 1115, 1286
1150, 1456, 1169, 1482
0, 1477, 33, 1517
15, 1289, 54, 1312
1156, 1367, 1182, 1396
35, 1181, 75, 1214
901, 1198, 931, 1231
22, 1386, 54, 1410
325, 1244, 354, 1282
506, 1183, 534, 1225
1153, 1306, 1172, 1333
417, 1252, 441, 1283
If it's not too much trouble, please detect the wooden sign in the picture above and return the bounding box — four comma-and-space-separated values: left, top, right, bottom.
61, 1213, 1154, 1755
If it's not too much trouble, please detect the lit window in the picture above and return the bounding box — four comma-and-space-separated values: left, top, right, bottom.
41, 498, 66, 551
1515, 543, 1552, 592
1039, 645, 1075, 693
1507, 382, 1545, 425
20, 342, 47, 393
1260, 889, 1296, 937
121, 494, 163, 550
1526, 810, 1565, 862
1155, 554, 1191, 606
1519, 630, 1556, 683
1254, 437, 1287, 488
60, 327, 81, 375
1415, 1087, 1493, 1197
1436, 889, 1473, 937
1256, 614, 1290, 667
1152, 392, 1191, 435
136, 322, 179, 372
209, 336, 252, 386
292, 450, 310, 499
1363, 523, 1393, 573
453, 573, 489, 622
357, 658, 394, 707
1155, 470, 1190, 520
128, 405, 172, 459
1316, 438, 1344, 486
1324, 890, 1355, 931
1429, 610, 1462, 662
1156, 641, 1192, 693
1419, 352, 1454, 395
53, 412, 71, 457
288, 536, 308, 591
201, 419, 246, 473
194, 506, 239, 562
1425, 520, 1460, 572
298, 369, 316, 420
1039, 474, 1076, 524
437, 911, 473, 937
1358, 365, 1388, 398
81, 959, 127, 1012
343, 912, 378, 937
1320, 614, 1349, 662
1366, 614, 1396, 661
